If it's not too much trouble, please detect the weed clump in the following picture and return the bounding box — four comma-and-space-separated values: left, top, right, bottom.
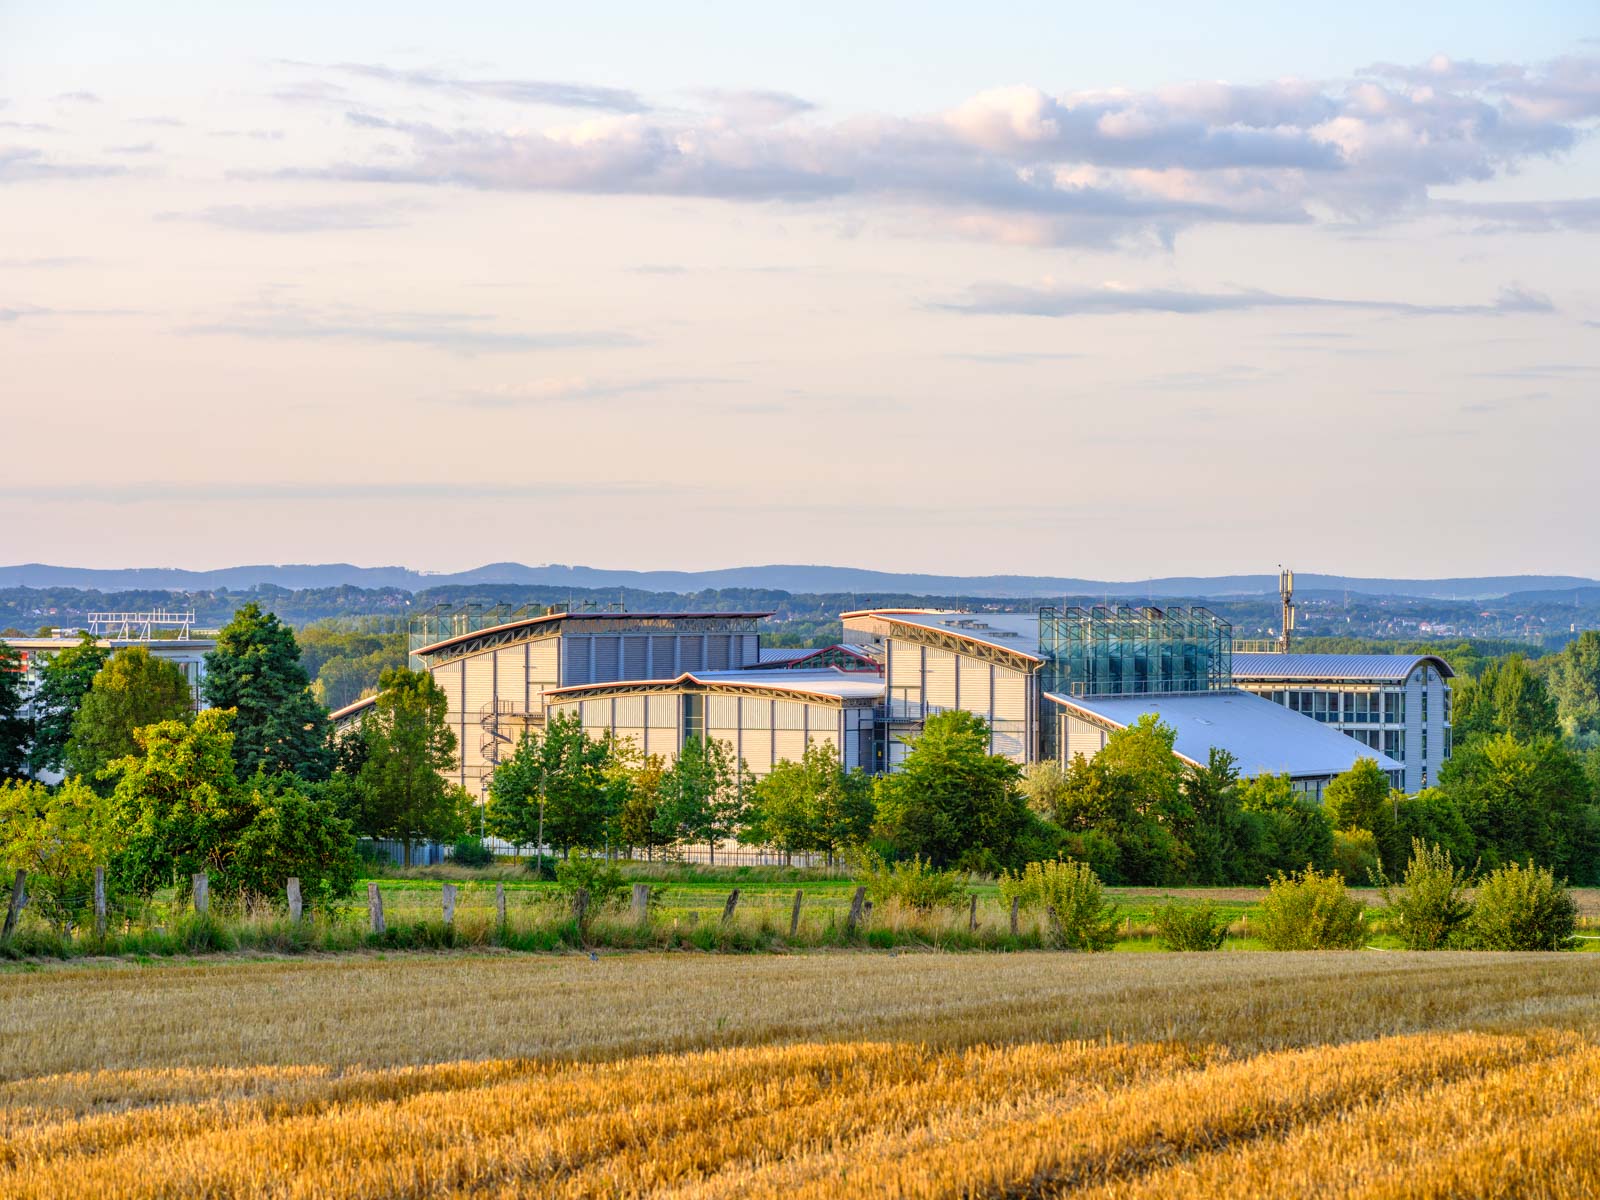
999, 860, 1118, 952
1152, 901, 1227, 951
1466, 861, 1577, 951
1379, 840, 1473, 950
1256, 867, 1366, 950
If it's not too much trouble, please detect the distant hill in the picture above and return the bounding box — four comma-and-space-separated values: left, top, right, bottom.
3, 562, 1593, 601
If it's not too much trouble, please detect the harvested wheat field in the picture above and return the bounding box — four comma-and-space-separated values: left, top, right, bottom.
7, 952, 1600, 1197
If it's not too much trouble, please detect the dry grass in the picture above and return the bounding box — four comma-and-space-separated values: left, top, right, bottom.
6, 952, 1600, 1197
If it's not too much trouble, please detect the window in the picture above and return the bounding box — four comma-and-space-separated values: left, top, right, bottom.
682, 694, 704, 742
1383, 730, 1405, 762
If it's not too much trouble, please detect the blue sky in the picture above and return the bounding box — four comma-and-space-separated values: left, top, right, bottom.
3, 2, 1599, 578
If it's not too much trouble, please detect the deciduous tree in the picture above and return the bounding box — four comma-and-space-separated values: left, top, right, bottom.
65, 647, 192, 785
27, 633, 108, 776
356, 667, 465, 866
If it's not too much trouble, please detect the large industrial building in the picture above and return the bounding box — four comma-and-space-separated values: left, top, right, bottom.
3, 611, 213, 714
406, 599, 1415, 803
1231, 653, 1453, 793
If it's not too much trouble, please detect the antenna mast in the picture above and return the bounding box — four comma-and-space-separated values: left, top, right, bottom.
1278, 566, 1295, 653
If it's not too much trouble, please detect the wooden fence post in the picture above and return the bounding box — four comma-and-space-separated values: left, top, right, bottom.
1046, 905, 1063, 948
94, 867, 107, 938
789, 889, 804, 938
2, 869, 25, 940
495, 882, 507, 931
442, 882, 457, 927
968, 893, 978, 933
632, 883, 651, 925
367, 882, 385, 934
1009, 896, 1020, 938
191, 873, 209, 916
286, 877, 302, 922
572, 887, 590, 929
846, 885, 867, 934
721, 888, 740, 925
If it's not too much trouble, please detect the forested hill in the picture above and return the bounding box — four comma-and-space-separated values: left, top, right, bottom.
3, 562, 1594, 601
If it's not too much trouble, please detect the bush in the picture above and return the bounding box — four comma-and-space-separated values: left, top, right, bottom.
999, 859, 1119, 951
1464, 861, 1577, 951
1331, 828, 1382, 886
553, 855, 628, 909
1379, 839, 1473, 950
449, 837, 494, 869
856, 852, 969, 911
1256, 867, 1367, 950
1152, 901, 1227, 951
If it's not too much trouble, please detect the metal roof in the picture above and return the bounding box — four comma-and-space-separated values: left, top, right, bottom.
756, 647, 814, 664
1046, 688, 1403, 780
1231, 653, 1456, 682
328, 694, 377, 723
845, 609, 1042, 659
548, 667, 886, 703
412, 610, 774, 657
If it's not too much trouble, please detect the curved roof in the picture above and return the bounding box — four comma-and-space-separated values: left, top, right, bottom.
329, 694, 377, 723
1046, 689, 1404, 779
1231, 652, 1456, 682
842, 609, 1042, 662
413, 610, 773, 658
547, 667, 885, 704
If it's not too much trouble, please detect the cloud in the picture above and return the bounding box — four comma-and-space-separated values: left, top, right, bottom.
130, 116, 185, 128
104, 142, 157, 154
447, 375, 736, 408
0, 480, 689, 504
692, 88, 816, 125
0, 257, 88, 268
156, 202, 420, 233
210, 128, 286, 141
943, 351, 1084, 364
0, 120, 58, 133
937, 282, 1555, 318
181, 303, 642, 354
1438, 197, 1600, 232
320, 62, 647, 113
0, 147, 124, 182
52, 91, 102, 104
272, 52, 1600, 247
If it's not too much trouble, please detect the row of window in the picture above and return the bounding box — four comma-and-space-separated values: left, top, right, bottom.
1269, 687, 1407, 724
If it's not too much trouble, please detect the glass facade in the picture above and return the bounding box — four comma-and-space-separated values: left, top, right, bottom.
1039, 606, 1232, 699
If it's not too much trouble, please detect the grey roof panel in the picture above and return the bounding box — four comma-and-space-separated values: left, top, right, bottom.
1232, 653, 1456, 682
1045, 688, 1403, 780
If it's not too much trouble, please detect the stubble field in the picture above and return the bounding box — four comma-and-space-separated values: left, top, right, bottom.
6, 951, 1600, 1197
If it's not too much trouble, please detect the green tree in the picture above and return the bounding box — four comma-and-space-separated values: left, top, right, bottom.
65, 647, 193, 784
202, 603, 332, 781
1436, 733, 1600, 883
26, 633, 109, 776
0, 776, 117, 932
485, 712, 616, 858
872, 711, 1027, 871
614, 750, 673, 860
107, 709, 357, 902
1547, 630, 1600, 740
745, 741, 872, 863
1452, 655, 1560, 746
1181, 749, 1256, 885
356, 667, 466, 866
655, 735, 743, 863
1040, 718, 1193, 885
1323, 758, 1403, 872
1237, 773, 1336, 880
0, 643, 28, 781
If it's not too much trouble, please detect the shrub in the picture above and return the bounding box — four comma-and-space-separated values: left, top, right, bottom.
999, 859, 1119, 952
1331, 828, 1382, 886
553, 855, 628, 909
856, 852, 969, 911
1464, 861, 1577, 951
1256, 867, 1367, 950
1152, 901, 1227, 951
1379, 839, 1473, 950
449, 837, 495, 869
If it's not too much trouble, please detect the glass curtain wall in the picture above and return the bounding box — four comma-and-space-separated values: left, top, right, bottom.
1039, 606, 1233, 699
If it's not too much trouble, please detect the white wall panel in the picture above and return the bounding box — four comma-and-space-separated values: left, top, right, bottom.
924, 648, 957, 711
958, 656, 991, 719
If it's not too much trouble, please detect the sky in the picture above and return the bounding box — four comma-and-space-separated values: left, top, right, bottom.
3, 1, 1599, 581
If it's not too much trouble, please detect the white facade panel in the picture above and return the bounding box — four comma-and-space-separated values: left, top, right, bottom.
959, 657, 992, 721
924, 647, 957, 712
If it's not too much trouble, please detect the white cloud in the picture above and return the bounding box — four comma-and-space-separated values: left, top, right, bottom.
274, 53, 1600, 247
